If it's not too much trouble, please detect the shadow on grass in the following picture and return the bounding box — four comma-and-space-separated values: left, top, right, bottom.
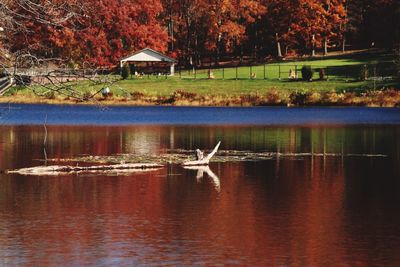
288, 49, 395, 64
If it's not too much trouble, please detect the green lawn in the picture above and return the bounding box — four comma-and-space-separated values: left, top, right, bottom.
102, 51, 398, 97
8, 50, 399, 100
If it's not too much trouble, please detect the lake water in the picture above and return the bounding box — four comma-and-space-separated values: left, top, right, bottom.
0, 104, 400, 266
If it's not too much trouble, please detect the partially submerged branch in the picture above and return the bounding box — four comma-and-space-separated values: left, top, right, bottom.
183, 141, 221, 166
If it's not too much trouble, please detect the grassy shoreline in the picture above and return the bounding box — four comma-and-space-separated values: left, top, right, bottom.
1, 86, 399, 107
2, 51, 399, 107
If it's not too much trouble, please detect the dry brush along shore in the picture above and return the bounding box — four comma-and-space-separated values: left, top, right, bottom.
2, 88, 400, 107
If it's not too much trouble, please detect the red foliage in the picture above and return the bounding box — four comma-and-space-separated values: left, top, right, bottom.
265, 0, 346, 54
8, 0, 168, 67
77, 0, 168, 66
4, 0, 398, 67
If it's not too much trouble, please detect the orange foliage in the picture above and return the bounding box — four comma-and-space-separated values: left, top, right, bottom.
4, 0, 398, 66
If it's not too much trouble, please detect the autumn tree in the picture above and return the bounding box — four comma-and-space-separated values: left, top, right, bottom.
0, 0, 85, 71
4, 0, 168, 67
202, 0, 265, 63
0, 0, 119, 101
2, 0, 399, 68
260, 0, 346, 57
161, 0, 265, 65
161, 0, 211, 65
76, 0, 168, 67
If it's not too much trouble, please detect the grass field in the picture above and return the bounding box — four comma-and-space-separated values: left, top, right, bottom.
3, 50, 400, 106
102, 50, 399, 97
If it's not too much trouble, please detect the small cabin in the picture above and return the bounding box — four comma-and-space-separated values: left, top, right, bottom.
120, 48, 177, 76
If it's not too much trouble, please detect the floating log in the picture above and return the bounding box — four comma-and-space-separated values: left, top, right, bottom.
6, 163, 163, 176
183, 141, 221, 166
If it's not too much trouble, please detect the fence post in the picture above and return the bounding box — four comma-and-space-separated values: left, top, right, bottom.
278, 64, 281, 80
194, 67, 196, 79
295, 65, 297, 78
250, 65, 253, 79
222, 68, 225, 80
264, 64, 266, 79
179, 69, 181, 79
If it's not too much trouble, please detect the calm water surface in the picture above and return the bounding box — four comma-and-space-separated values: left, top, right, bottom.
0, 105, 400, 266
1, 104, 400, 125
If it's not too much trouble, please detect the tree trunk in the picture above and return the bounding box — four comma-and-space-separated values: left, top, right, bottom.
277, 42, 282, 58
324, 38, 328, 56
276, 33, 282, 58
342, 38, 346, 53
311, 34, 316, 57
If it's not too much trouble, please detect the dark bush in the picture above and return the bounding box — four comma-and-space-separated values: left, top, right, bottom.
319, 68, 326, 80
301, 66, 314, 81
172, 90, 197, 99
289, 91, 308, 105
131, 91, 145, 100
121, 64, 130, 79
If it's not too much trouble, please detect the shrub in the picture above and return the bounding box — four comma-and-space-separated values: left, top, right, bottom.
301, 66, 313, 81
172, 90, 197, 99
307, 92, 322, 104
45, 91, 55, 100
289, 91, 307, 105
239, 94, 262, 105
265, 90, 282, 104
319, 68, 326, 80
131, 91, 145, 100
121, 63, 130, 79
82, 91, 92, 101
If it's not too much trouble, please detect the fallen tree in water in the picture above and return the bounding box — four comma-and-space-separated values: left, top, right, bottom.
6, 163, 163, 176
5, 143, 222, 176
183, 141, 221, 166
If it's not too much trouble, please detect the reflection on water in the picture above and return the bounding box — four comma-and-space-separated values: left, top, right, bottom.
0, 125, 400, 265
184, 165, 220, 192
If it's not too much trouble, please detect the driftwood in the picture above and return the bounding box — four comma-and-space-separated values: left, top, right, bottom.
6, 141, 222, 176
6, 163, 163, 176
183, 141, 221, 166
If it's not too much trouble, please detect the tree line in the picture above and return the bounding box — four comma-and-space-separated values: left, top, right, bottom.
1, 0, 399, 68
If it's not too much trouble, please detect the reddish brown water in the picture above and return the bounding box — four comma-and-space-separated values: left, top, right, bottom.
1, 125, 400, 266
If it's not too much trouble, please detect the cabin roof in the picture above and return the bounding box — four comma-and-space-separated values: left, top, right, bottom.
120, 48, 176, 63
